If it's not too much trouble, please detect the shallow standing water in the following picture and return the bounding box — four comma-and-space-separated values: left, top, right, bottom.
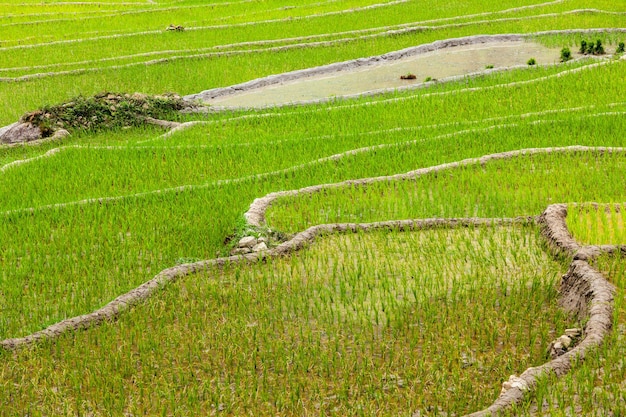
207, 41, 561, 109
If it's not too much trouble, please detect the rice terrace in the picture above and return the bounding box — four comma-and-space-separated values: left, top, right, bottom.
1, 0, 626, 415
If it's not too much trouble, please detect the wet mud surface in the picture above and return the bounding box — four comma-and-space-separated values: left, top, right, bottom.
207, 41, 561, 109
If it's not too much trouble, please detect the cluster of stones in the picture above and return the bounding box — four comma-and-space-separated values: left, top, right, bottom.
548, 328, 583, 359
230, 236, 269, 255
0, 92, 189, 145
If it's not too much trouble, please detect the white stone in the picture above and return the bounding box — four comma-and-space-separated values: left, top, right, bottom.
230, 247, 251, 256
252, 242, 268, 252
238, 236, 257, 248
501, 375, 529, 394
565, 328, 582, 337
51, 129, 70, 140
558, 335, 573, 348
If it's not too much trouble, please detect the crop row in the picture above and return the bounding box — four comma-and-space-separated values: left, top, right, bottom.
2, 1, 626, 414
0, 0, 590, 48
0, 147, 622, 341
0, 225, 568, 415
505, 252, 625, 415
0, 57, 625, 211
1, 4, 626, 124
1, 56, 625, 339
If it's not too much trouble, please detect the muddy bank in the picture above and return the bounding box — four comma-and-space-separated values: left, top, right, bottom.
186, 34, 563, 110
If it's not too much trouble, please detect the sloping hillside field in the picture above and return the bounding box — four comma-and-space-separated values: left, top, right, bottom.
1, 0, 625, 415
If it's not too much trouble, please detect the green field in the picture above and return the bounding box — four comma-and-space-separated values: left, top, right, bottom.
1, 0, 625, 415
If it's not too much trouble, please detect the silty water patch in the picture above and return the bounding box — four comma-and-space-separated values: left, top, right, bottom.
199, 40, 561, 109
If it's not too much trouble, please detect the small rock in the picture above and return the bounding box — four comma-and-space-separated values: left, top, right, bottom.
565, 328, 582, 338
132, 92, 147, 101
500, 375, 529, 395
51, 129, 70, 140
0, 122, 42, 144
230, 248, 251, 256
258, 237, 267, 243
558, 335, 573, 349
548, 340, 567, 358
461, 352, 475, 368
252, 242, 268, 252
238, 236, 257, 248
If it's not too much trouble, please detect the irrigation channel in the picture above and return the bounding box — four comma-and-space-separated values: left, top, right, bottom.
1, 32, 625, 415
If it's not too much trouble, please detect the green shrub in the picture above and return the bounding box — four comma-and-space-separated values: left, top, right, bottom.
560, 47, 572, 62
20, 92, 188, 133
617, 41, 625, 54
527, 58, 536, 66
580, 39, 606, 55
594, 39, 605, 55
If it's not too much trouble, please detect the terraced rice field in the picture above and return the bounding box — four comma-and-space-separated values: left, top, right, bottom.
1, 0, 625, 415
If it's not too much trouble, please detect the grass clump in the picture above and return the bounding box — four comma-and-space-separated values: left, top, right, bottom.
560, 47, 572, 62
579, 39, 606, 56
19, 92, 189, 136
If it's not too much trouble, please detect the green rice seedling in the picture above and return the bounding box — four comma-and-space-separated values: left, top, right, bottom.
0, 226, 569, 415
580, 39, 588, 54
566, 204, 626, 245
266, 151, 626, 233
2, 7, 625, 124
2, 1, 626, 414
506, 252, 626, 415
